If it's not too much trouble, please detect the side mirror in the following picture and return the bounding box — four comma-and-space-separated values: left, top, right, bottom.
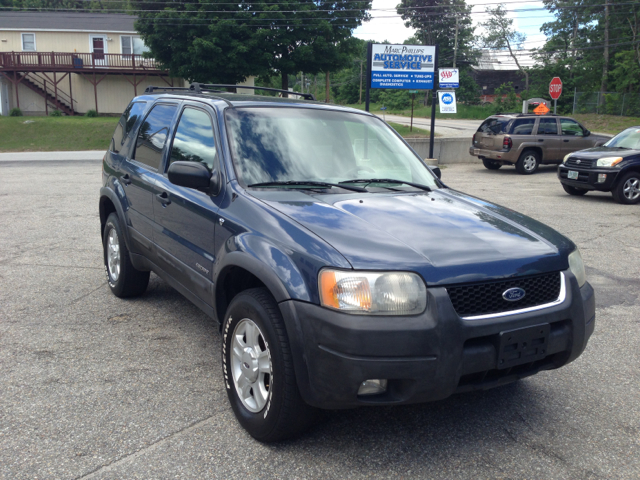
584, 129, 591, 137
431, 166, 442, 179
168, 161, 213, 190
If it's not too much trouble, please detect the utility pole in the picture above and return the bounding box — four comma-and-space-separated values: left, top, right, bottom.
453, 16, 459, 68
325, 71, 330, 103
359, 60, 363, 104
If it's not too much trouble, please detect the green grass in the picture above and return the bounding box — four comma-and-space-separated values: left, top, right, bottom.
0, 116, 118, 152
572, 114, 640, 136
388, 122, 431, 137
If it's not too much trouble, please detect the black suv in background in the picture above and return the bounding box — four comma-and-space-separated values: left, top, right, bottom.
100, 84, 595, 442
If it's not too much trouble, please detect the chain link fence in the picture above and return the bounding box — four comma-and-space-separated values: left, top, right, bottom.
573, 92, 640, 117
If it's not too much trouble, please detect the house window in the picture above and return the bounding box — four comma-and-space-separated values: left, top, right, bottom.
120, 36, 149, 56
21, 33, 36, 51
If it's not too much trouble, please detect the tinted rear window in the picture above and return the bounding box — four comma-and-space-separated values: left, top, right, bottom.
477, 118, 509, 134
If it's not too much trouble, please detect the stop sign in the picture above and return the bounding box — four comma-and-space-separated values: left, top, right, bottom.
549, 77, 562, 100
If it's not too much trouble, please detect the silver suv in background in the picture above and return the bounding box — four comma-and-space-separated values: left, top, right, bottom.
469, 114, 608, 174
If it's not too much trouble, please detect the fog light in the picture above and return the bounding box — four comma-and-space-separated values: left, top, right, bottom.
358, 379, 388, 396
598, 173, 607, 183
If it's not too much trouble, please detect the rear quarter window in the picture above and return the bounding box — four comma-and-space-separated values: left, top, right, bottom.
110, 101, 147, 153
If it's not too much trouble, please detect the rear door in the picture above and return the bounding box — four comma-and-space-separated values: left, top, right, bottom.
120, 102, 178, 251
535, 117, 562, 162
153, 103, 222, 305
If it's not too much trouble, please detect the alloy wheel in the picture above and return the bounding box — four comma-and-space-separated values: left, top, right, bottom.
107, 228, 121, 282
231, 318, 272, 412
623, 177, 640, 201
523, 155, 537, 171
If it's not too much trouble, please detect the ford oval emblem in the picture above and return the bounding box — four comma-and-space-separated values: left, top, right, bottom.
503, 287, 526, 302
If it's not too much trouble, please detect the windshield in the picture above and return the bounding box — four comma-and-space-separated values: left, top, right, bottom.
225, 107, 440, 189
604, 127, 640, 149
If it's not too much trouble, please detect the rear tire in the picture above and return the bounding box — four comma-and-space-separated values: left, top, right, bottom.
103, 213, 150, 297
222, 288, 317, 442
482, 159, 502, 170
562, 184, 588, 196
612, 172, 640, 204
516, 150, 540, 175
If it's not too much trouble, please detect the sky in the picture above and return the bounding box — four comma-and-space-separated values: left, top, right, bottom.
352, 0, 555, 66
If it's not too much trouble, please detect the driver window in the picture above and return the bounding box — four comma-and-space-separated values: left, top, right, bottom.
169, 107, 217, 171
560, 119, 584, 137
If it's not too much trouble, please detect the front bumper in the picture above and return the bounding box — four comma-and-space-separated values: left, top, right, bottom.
279, 269, 595, 409
558, 164, 621, 191
469, 146, 517, 163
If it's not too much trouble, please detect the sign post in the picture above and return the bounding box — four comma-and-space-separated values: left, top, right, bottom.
549, 77, 562, 114
428, 44, 439, 159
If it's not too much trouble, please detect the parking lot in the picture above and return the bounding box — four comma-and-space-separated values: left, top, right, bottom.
1, 159, 639, 479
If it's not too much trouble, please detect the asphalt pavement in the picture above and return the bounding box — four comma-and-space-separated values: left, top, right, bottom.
1, 159, 639, 479
374, 114, 482, 137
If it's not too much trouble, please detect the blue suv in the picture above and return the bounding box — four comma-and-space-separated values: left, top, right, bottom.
100, 84, 595, 442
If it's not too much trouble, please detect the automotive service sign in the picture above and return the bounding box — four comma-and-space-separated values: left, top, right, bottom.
439, 68, 459, 88
370, 44, 435, 90
438, 91, 457, 113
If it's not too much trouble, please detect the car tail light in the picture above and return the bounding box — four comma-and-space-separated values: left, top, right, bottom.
503, 137, 512, 149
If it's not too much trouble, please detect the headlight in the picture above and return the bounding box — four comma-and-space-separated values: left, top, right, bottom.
563, 154, 572, 164
596, 156, 623, 167
568, 249, 586, 287
319, 269, 427, 315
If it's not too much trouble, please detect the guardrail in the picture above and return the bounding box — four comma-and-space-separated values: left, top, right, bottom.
0, 51, 161, 72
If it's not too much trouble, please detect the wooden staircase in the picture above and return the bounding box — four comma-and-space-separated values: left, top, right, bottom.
17, 73, 76, 115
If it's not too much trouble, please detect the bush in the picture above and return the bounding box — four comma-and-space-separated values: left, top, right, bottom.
9, 108, 23, 116
50, 109, 63, 117
85, 109, 98, 118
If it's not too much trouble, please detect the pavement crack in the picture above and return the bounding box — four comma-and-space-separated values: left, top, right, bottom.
69, 283, 107, 305
74, 415, 216, 479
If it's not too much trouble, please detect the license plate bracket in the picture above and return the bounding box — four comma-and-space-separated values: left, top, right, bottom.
568, 170, 579, 180
497, 324, 550, 369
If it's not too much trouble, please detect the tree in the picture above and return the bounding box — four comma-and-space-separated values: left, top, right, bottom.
397, 0, 476, 67
481, 5, 529, 90
134, 0, 272, 84
134, 0, 370, 90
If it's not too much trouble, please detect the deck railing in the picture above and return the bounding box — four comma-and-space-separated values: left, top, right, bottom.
0, 51, 161, 72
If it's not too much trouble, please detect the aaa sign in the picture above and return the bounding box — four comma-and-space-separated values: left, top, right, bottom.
549, 77, 562, 100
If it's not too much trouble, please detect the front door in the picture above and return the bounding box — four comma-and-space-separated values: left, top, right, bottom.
90, 35, 108, 66
560, 118, 592, 156
153, 104, 222, 305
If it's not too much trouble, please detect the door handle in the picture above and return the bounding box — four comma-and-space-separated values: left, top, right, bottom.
537, 139, 544, 142
563, 139, 570, 142
156, 192, 171, 206
121, 173, 132, 185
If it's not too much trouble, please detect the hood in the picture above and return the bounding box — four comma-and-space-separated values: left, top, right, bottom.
570, 145, 640, 159
252, 188, 574, 286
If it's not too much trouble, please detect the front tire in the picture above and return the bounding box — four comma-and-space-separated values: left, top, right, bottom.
482, 158, 502, 170
222, 288, 316, 442
516, 150, 540, 175
103, 213, 150, 297
562, 184, 588, 196
612, 172, 640, 204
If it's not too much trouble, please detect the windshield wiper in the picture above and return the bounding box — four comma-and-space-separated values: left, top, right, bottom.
248, 181, 367, 192
339, 178, 432, 192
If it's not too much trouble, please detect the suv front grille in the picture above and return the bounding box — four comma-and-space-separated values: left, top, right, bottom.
565, 158, 595, 169
446, 272, 562, 318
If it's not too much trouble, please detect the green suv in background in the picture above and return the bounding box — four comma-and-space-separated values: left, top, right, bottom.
469, 114, 609, 174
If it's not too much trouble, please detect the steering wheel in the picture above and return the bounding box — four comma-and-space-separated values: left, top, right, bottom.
345, 165, 376, 177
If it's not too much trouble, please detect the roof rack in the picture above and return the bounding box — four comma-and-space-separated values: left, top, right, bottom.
143, 84, 234, 107
143, 86, 191, 93
495, 112, 560, 117
191, 83, 316, 101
